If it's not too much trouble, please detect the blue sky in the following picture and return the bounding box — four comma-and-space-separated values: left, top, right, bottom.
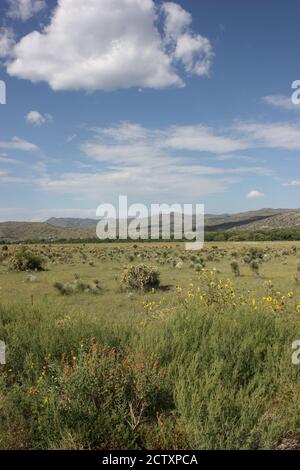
0, 0, 300, 221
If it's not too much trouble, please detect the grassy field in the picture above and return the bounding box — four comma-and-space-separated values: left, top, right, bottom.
0, 241, 300, 450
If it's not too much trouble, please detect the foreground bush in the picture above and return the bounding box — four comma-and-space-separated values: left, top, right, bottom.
9, 251, 45, 272
2, 342, 169, 450
121, 264, 160, 290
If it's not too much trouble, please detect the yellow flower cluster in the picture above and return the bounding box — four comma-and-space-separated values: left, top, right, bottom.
140, 271, 300, 327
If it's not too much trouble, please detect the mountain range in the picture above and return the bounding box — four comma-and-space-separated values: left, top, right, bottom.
1, 208, 300, 242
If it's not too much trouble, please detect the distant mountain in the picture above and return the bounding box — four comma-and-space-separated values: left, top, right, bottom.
1, 208, 300, 242
47, 217, 98, 228
204, 208, 294, 231
0, 222, 95, 242
228, 210, 300, 232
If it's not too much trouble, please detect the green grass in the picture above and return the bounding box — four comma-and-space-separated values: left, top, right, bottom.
0, 241, 300, 449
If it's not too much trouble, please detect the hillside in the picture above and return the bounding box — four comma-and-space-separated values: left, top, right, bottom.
204, 209, 295, 231
1, 209, 300, 242
0, 222, 95, 242
46, 217, 98, 228
229, 210, 300, 232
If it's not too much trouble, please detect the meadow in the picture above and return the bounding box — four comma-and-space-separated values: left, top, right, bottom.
0, 241, 300, 450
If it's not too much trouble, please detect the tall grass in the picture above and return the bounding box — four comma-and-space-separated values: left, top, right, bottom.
0, 288, 300, 449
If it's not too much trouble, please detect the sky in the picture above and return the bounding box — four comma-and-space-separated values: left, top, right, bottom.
0, 0, 300, 221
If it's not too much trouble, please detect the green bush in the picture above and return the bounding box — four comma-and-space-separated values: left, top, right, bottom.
250, 260, 260, 275
141, 300, 300, 450
121, 264, 160, 290
9, 342, 168, 450
9, 251, 45, 272
230, 260, 240, 276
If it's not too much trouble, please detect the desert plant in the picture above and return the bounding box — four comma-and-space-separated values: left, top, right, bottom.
250, 260, 259, 276
121, 264, 160, 290
195, 264, 202, 272
9, 251, 45, 272
230, 260, 240, 276
53, 278, 102, 295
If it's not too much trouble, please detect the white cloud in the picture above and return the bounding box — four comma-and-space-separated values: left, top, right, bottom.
7, 0, 46, 21
0, 154, 20, 164
246, 190, 265, 199
0, 136, 39, 152
164, 125, 248, 153
96, 122, 149, 142
83, 121, 249, 162
6, 0, 213, 91
162, 2, 213, 76
216, 154, 261, 163
0, 168, 30, 184
38, 169, 237, 203
235, 121, 300, 150
174, 33, 213, 76
66, 134, 77, 143
36, 121, 271, 203
163, 2, 191, 41
282, 180, 300, 187
262, 95, 298, 111
26, 110, 52, 126
0, 27, 15, 58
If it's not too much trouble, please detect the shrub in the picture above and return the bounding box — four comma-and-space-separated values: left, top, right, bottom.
5, 342, 169, 450
53, 281, 74, 295
250, 260, 260, 276
121, 264, 160, 290
53, 278, 102, 295
9, 251, 45, 272
230, 260, 240, 276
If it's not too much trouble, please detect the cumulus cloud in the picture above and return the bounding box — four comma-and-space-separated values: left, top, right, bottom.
6, 0, 213, 91
162, 2, 213, 76
26, 110, 52, 126
7, 0, 46, 21
246, 190, 265, 199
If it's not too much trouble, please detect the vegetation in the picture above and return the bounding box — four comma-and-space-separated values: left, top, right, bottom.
9, 250, 45, 272
230, 260, 240, 276
121, 264, 160, 290
0, 241, 300, 450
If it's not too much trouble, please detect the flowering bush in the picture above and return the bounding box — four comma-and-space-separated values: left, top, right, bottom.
24, 342, 168, 449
